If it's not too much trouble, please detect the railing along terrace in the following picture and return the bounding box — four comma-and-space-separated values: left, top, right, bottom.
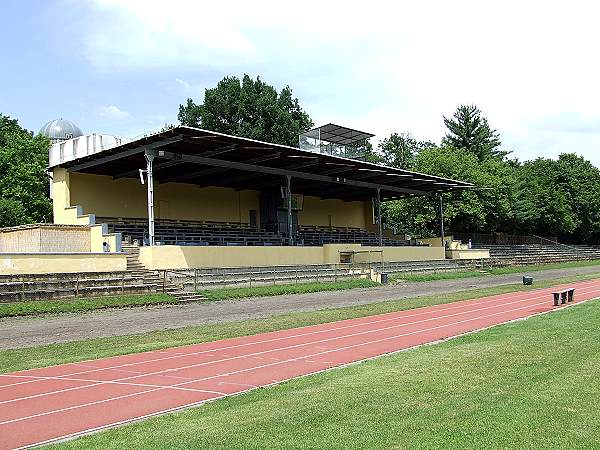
299, 127, 370, 161
450, 232, 559, 246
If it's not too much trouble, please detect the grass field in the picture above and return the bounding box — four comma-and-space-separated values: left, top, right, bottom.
0, 280, 377, 319
6, 261, 599, 319
392, 259, 600, 283
0, 294, 176, 319
200, 278, 378, 301
54, 297, 600, 449
2, 272, 598, 374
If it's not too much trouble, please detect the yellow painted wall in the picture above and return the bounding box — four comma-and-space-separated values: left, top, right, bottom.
418, 236, 455, 247
0, 253, 127, 275
139, 245, 324, 269
352, 246, 445, 263
52, 168, 71, 224
138, 244, 446, 270
446, 249, 490, 260
68, 172, 261, 224
55, 170, 378, 232
90, 225, 121, 253
298, 197, 369, 228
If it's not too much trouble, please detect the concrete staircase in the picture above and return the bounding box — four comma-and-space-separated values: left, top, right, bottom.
472, 243, 600, 265
164, 259, 470, 290
121, 243, 206, 303
0, 272, 155, 302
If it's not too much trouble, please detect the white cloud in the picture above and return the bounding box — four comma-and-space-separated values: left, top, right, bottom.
98, 105, 131, 119
80, 0, 600, 166
174, 78, 191, 91
85, 0, 258, 69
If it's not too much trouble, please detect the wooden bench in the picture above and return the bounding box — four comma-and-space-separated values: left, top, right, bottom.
552, 288, 575, 306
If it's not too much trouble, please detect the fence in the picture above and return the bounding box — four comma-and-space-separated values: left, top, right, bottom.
0, 272, 154, 303
450, 232, 558, 246
159, 264, 372, 292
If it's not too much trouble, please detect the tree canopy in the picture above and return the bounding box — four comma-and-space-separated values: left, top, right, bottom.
442, 104, 504, 161
178, 74, 313, 147
379, 106, 600, 243
0, 114, 52, 227
377, 133, 434, 170
382, 145, 516, 237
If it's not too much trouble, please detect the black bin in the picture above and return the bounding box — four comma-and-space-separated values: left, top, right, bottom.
523, 275, 533, 286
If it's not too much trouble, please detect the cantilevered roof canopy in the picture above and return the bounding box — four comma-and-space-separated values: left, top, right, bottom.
307, 123, 374, 145
57, 126, 472, 201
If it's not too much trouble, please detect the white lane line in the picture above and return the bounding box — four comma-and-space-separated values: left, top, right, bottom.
3, 278, 595, 389
217, 382, 258, 388
0, 377, 225, 405
3, 293, 592, 427
3, 286, 598, 406
0, 284, 572, 404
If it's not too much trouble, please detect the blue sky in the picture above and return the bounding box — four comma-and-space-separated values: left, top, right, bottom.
2, 0, 600, 166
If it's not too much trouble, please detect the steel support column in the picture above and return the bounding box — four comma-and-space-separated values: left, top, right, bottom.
376, 188, 383, 247
439, 193, 445, 247
286, 175, 293, 246
145, 152, 156, 246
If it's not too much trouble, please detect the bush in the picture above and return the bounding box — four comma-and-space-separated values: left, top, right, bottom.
0, 198, 27, 227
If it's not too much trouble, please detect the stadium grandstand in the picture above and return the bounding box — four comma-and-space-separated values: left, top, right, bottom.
42, 123, 479, 269
0, 121, 497, 303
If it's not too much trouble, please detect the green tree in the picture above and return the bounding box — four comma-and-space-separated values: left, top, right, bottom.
556, 153, 600, 241
361, 140, 382, 164
178, 74, 313, 147
513, 154, 600, 240
442, 104, 503, 161
383, 145, 517, 237
378, 132, 434, 169
0, 114, 52, 226
0, 199, 27, 227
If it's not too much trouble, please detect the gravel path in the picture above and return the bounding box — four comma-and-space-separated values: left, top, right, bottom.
2, 265, 599, 350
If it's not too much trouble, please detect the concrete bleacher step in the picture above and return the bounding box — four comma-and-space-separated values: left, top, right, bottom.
121, 244, 207, 302
471, 243, 600, 265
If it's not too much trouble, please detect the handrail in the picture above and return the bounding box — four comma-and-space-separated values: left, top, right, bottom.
531, 235, 585, 253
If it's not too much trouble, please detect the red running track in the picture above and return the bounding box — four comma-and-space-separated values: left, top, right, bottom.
1, 278, 600, 449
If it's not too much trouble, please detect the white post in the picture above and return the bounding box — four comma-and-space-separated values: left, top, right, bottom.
145, 152, 155, 246
439, 193, 445, 248
376, 188, 383, 247
286, 175, 293, 246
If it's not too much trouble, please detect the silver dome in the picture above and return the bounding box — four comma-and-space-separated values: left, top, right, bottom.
39, 119, 83, 143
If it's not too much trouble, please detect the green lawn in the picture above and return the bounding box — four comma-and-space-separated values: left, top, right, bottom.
2, 272, 598, 374
392, 258, 600, 283
0, 279, 377, 319
6, 260, 599, 319
200, 278, 378, 301
55, 297, 600, 449
0, 294, 176, 319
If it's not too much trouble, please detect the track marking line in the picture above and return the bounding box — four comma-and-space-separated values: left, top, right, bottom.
4, 278, 596, 390
0, 378, 226, 405
3, 285, 599, 407
2, 293, 596, 427
4, 279, 595, 393
217, 382, 258, 388
19, 294, 599, 450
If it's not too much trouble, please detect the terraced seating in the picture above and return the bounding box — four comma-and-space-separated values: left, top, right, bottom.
0, 272, 157, 302
99, 218, 418, 247
472, 244, 600, 265
98, 217, 285, 246
167, 264, 366, 290
371, 259, 465, 274
164, 259, 464, 290
297, 225, 412, 247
